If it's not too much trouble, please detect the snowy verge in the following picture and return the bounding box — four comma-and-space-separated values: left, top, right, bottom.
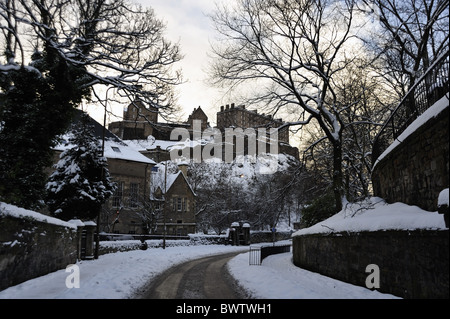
293, 197, 447, 236
438, 188, 449, 208
227, 252, 400, 299
0, 245, 247, 299
0, 202, 76, 229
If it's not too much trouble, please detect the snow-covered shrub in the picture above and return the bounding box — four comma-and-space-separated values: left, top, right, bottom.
45, 112, 116, 221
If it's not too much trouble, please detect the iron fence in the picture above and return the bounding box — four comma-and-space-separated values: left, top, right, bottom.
249, 244, 291, 265
372, 49, 449, 166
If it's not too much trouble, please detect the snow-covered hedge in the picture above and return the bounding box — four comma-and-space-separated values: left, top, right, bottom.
98, 234, 230, 255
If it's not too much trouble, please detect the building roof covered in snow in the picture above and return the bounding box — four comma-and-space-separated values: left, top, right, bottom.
150, 163, 196, 200
54, 110, 155, 165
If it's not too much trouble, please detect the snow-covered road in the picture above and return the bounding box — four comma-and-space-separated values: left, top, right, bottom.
0, 243, 398, 299
2, 196, 446, 300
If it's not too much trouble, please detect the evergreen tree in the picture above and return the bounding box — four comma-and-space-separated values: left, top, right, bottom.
45, 113, 115, 221
0, 50, 88, 209
0, 65, 78, 209
1, 1, 181, 208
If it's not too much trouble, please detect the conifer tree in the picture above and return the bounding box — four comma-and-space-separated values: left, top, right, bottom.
0, 61, 77, 209
1, 0, 181, 208
45, 113, 115, 221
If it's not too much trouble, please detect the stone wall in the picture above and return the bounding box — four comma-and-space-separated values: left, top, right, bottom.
372, 105, 449, 212
0, 215, 78, 291
292, 230, 449, 299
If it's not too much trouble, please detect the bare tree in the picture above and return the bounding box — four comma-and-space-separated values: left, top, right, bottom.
305, 56, 391, 201
361, 0, 449, 96
209, 0, 370, 212
0, 0, 182, 207
1, 0, 182, 116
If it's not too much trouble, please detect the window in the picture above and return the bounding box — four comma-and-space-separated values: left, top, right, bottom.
130, 183, 139, 208
182, 198, 186, 212
111, 146, 121, 153
112, 182, 124, 207
177, 197, 182, 211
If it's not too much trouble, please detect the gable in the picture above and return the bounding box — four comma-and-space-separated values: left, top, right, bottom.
193, 107, 207, 118
166, 172, 196, 197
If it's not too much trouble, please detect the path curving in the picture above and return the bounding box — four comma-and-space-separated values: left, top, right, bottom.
136, 252, 249, 299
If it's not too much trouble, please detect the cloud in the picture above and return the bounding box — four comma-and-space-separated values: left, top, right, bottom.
134, 0, 226, 119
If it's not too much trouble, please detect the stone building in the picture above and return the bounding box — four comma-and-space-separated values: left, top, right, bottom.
187, 106, 209, 133
52, 111, 157, 235
216, 103, 298, 159
108, 100, 159, 140
150, 164, 196, 236
109, 100, 298, 160
216, 103, 289, 144
109, 101, 208, 141
100, 143, 155, 235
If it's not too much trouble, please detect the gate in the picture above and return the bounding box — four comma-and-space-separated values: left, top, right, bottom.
249, 244, 291, 265
80, 229, 87, 260
249, 246, 262, 265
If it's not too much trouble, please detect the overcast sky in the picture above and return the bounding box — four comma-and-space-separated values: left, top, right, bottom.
87, 0, 229, 126
135, 0, 227, 124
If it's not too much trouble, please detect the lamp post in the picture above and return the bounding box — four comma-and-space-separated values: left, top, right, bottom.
95, 86, 114, 259
162, 144, 178, 249
163, 158, 167, 249
95, 86, 145, 258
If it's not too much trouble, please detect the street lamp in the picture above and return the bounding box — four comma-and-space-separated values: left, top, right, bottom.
162, 144, 175, 249
94, 86, 115, 259
163, 158, 167, 249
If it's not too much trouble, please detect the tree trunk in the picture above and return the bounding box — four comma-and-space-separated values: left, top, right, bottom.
332, 142, 344, 213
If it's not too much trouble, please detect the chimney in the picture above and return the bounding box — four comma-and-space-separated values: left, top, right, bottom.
226, 104, 229, 110
231, 103, 235, 109
220, 105, 224, 112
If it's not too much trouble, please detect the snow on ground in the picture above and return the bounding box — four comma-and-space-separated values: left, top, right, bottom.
0, 242, 399, 299
228, 250, 399, 299
1, 198, 447, 299
0, 245, 248, 299
438, 188, 449, 207
293, 197, 447, 236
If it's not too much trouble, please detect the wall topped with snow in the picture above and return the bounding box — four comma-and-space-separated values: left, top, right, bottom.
372, 96, 449, 212
0, 203, 78, 291
292, 197, 449, 298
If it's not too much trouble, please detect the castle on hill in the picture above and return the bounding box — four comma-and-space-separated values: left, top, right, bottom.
108, 100, 298, 160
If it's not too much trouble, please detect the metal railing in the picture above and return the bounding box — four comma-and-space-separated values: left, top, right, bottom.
372, 49, 449, 166
249, 244, 291, 265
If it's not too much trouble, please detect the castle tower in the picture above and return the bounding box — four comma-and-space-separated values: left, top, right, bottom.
109, 100, 158, 140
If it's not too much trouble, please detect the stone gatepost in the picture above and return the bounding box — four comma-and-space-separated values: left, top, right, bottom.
68, 219, 85, 261
230, 222, 240, 246
83, 221, 97, 260
242, 223, 251, 245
